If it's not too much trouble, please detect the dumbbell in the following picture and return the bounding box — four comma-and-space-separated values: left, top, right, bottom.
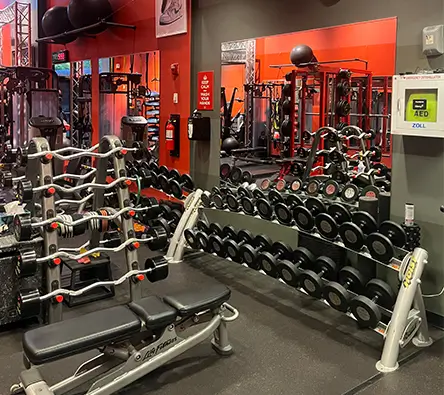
212, 184, 248, 209
315, 203, 352, 240
277, 247, 315, 287
184, 227, 201, 249
150, 209, 182, 236
240, 189, 266, 216
366, 221, 407, 263
257, 241, 293, 278
195, 222, 224, 253
293, 197, 326, 231
16, 179, 34, 203
225, 185, 256, 212
220, 163, 243, 184
240, 234, 272, 270
323, 266, 365, 312
299, 256, 338, 298
350, 279, 396, 328
338, 211, 378, 251
224, 229, 254, 262
148, 162, 169, 176
158, 170, 194, 198
255, 189, 286, 220
209, 225, 238, 258
322, 179, 344, 200
274, 195, 304, 225
140, 197, 171, 222
340, 183, 360, 203
305, 178, 325, 196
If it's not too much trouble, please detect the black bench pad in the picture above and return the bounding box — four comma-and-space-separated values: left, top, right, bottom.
128, 296, 177, 329
23, 306, 141, 365
163, 283, 231, 316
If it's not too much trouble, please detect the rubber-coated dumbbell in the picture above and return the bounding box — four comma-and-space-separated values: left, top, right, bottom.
184, 227, 201, 249
240, 234, 272, 270
240, 189, 266, 216
220, 163, 243, 184
339, 211, 378, 251
158, 169, 181, 192
195, 223, 224, 253
323, 266, 365, 312
274, 195, 304, 225
315, 203, 352, 240
257, 241, 293, 278
211, 184, 247, 209
277, 247, 315, 287
225, 185, 257, 212
305, 178, 325, 196
160, 171, 194, 198
350, 279, 396, 328
209, 225, 238, 258
341, 183, 360, 203
224, 229, 254, 262
322, 179, 344, 200
366, 221, 407, 263
255, 190, 286, 220
293, 197, 327, 231
299, 256, 338, 298
131, 166, 159, 188
151, 209, 182, 235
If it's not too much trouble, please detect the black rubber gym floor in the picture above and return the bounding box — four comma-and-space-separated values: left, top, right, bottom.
0, 248, 442, 395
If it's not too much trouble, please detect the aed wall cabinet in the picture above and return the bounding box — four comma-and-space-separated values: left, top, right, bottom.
392, 73, 444, 138
188, 116, 211, 141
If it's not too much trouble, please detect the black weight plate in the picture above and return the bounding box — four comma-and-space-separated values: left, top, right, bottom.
272, 241, 292, 258
170, 180, 183, 199
255, 234, 272, 248
240, 197, 255, 215
17, 179, 34, 204
287, 194, 303, 207
323, 282, 351, 312
379, 221, 407, 248
201, 192, 212, 208
242, 170, 253, 184
362, 185, 380, 199
332, 170, 349, 184
306, 180, 320, 196
328, 203, 351, 223
305, 197, 326, 215
337, 80, 351, 96
256, 198, 273, 220
258, 252, 279, 278
226, 194, 240, 212
277, 260, 300, 287
341, 183, 359, 203
220, 163, 232, 180
238, 229, 254, 244
291, 178, 303, 192
274, 203, 293, 225
158, 175, 170, 192
373, 163, 388, 177
238, 186, 251, 198
14, 214, 32, 242
230, 166, 243, 184
339, 222, 365, 251
350, 295, 381, 329
180, 174, 194, 189
323, 180, 340, 199
370, 146, 382, 162
196, 220, 209, 233
209, 235, 226, 257
315, 213, 339, 240
210, 223, 223, 236
260, 179, 272, 191
300, 270, 324, 298
240, 244, 260, 270
366, 233, 395, 263
293, 247, 315, 266
352, 211, 378, 234
212, 194, 225, 209
293, 206, 315, 231
329, 150, 344, 164
196, 231, 212, 253
366, 278, 396, 308
338, 266, 366, 291
225, 240, 241, 262
375, 179, 391, 192
269, 189, 285, 204
184, 229, 200, 249
223, 225, 237, 239
336, 100, 351, 117
159, 165, 169, 176
253, 189, 265, 200
315, 256, 337, 278
276, 179, 287, 192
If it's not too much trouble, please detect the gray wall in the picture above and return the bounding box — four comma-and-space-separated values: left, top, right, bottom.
190, 0, 444, 317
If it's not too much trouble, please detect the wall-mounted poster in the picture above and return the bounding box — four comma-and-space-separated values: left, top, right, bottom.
156, 0, 187, 38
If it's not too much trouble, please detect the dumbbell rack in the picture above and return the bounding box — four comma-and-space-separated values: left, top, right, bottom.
18, 135, 147, 323
184, 190, 432, 372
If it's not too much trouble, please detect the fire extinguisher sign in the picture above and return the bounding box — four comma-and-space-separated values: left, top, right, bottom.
197, 71, 214, 111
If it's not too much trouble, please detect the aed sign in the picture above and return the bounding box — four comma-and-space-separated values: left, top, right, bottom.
405, 90, 437, 123
197, 71, 214, 111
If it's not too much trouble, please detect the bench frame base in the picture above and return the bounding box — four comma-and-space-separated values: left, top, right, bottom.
12, 304, 237, 395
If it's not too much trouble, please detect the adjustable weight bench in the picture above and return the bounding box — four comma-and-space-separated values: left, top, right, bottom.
11, 283, 238, 395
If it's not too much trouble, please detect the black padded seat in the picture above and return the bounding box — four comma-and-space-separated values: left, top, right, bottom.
163, 283, 231, 316
23, 306, 141, 365
128, 296, 177, 329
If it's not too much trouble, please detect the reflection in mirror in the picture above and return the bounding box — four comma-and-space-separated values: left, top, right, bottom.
220, 19, 395, 190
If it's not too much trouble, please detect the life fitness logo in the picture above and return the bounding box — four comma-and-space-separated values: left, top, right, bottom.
197, 71, 214, 111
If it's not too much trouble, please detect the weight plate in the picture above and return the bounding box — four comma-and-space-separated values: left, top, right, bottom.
253, 189, 265, 200
336, 100, 351, 117
350, 295, 381, 329
341, 184, 359, 203
277, 260, 299, 287
240, 197, 255, 215
209, 235, 227, 257
238, 186, 251, 198
180, 174, 194, 190
170, 180, 183, 199
326, 130, 339, 143
225, 240, 241, 262
256, 198, 273, 220
260, 179, 272, 191
323, 282, 351, 312
184, 229, 200, 249
338, 266, 366, 291
255, 234, 272, 249
331, 170, 349, 184
352, 211, 378, 234
226, 194, 240, 212
276, 179, 287, 192
14, 214, 32, 242
201, 192, 212, 208
293, 206, 315, 231
274, 203, 293, 225
338, 222, 365, 251
230, 166, 243, 184
196, 220, 209, 233
366, 278, 396, 309
327, 203, 351, 223
240, 244, 261, 270
362, 185, 380, 199
269, 189, 285, 204
17, 179, 34, 204
315, 256, 337, 278
366, 233, 395, 263
323, 180, 340, 199
212, 194, 225, 209
306, 180, 320, 196
370, 146, 382, 162
293, 247, 316, 266
220, 163, 232, 180
242, 170, 253, 184
158, 175, 170, 192
315, 213, 339, 240
196, 231, 211, 253
291, 178, 303, 192
238, 229, 254, 244
305, 197, 326, 215
258, 252, 279, 278
379, 221, 407, 248
159, 165, 169, 176
210, 223, 223, 236
373, 163, 388, 177
287, 194, 303, 207
300, 270, 324, 298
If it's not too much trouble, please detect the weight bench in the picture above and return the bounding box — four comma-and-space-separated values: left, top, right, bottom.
11, 283, 238, 395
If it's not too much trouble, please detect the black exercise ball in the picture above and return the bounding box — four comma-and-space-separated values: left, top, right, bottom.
68, 0, 113, 33
221, 137, 239, 154
42, 6, 77, 44
290, 44, 318, 67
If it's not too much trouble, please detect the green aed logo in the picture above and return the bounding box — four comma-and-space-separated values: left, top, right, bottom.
406, 92, 437, 123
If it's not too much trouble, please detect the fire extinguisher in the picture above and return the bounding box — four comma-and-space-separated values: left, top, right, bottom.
166, 120, 175, 151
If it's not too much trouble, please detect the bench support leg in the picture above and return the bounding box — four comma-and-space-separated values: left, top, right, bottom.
211, 319, 233, 356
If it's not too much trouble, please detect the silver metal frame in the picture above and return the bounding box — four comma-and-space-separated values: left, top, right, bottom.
13, 303, 238, 395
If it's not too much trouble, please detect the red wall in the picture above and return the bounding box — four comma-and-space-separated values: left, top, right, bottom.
47, 0, 191, 173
